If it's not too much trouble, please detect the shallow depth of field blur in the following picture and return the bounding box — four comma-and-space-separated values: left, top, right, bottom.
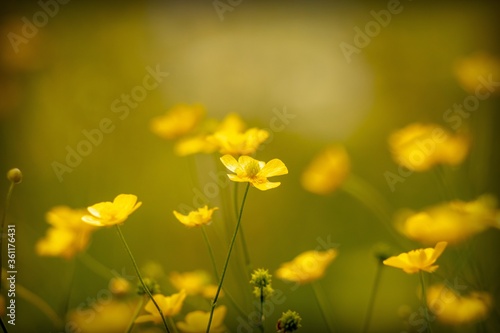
1, 0, 500, 332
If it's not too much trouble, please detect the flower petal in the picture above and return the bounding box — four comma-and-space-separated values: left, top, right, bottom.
259, 159, 288, 178
253, 181, 281, 191
220, 155, 240, 173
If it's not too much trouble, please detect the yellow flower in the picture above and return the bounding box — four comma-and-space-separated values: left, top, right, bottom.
67, 300, 136, 333
135, 290, 187, 324
301, 144, 350, 195
174, 135, 218, 156
276, 249, 337, 285
453, 51, 500, 95
427, 283, 492, 325
207, 127, 269, 156
176, 305, 227, 333
398, 195, 499, 245
173, 206, 218, 227
36, 206, 96, 259
220, 155, 288, 191
82, 194, 142, 227
388, 123, 470, 172
170, 270, 213, 296
383, 242, 447, 274
150, 104, 205, 140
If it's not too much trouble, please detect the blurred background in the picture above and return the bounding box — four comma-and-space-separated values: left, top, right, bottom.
1, 0, 499, 332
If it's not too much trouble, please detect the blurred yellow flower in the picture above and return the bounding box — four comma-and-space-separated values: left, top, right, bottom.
220, 155, 288, 191
174, 135, 217, 156
276, 249, 337, 284
36, 206, 96, 259
388, 123, 470, 172
383, 242, 447, 274
150, 104, 205, 140
300, 144, 350, 195
67, 300, 136, 333
109, 277, 131, 296
207, 127, 269, 156
135, 290, 187, 324
82, 194, 142, 227
170, 270, 218, 297
427, 283, 493, 325
454, 51, 500, 95
176, 305, 227, 333
173, 206, 218, 228
398, 195, 499, 245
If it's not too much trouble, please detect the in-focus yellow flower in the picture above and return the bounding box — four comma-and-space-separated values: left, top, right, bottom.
388, 123, 470, 172
276, 249, 337, 285
82, 194, 142, 227
398, 195, 499, 245
301, 144, 350, 195
427, 283, 493, 325
454, 51, 500, 95
173, 206, 218, 228
207, 127, 269, 156
135, 290, 187, 324
383, 242, 447, 274
36, 206, 96, 259
150, 104, 205, 140
176, 305, 227, 333
170, 270, 216, 296
220, 155, 288, 191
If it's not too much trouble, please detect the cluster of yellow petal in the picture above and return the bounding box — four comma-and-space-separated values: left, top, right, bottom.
427, 284, 493, 325
150, 104, 205, 140
389, 123, 470, 172
220, 155, 288, 191
301, 144, 350, 195
383, 242, 447, 274
176, 305, 227, 333
453, 51, 500, 95
36, 206, 97, 260
135, 290, 187, 324
173, 206, 218, 227
170, 270, 220, 298
276, 249, 337, 284
82, 194, 142, 227
398, 195, 499, 245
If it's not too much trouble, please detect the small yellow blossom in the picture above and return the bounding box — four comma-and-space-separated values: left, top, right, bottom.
389, 123, 470, 172
301, 144, 350, 195
150, 104, 205, 140
82, 194, 142, 227
173, 206, 218, 227
135, 290, 187, 324
207, 127, 269, 156
109, 277, 131, 296
36, 206, 96, 259
176, 305, 227, 333
427, 283, 493, 325
453, 51, 500, 95
276, 249, 337, 285
220, 155, 288, 191
170, 270, 213, 296
383, 242, 448, 274
398, 195, 499, 245
277, 310, 302, 333
174, 135, 218, 156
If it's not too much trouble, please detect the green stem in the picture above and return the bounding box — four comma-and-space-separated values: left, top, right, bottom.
419, 271, 433, 333
206, 183, 250, 333
234, 182, 252, 275
259, 286, 264, 333
115, 225, 171, 333
312, 281, 335, 333
168, 317, 179, 333
126, 296, 145, 333
362, 261, 383, 333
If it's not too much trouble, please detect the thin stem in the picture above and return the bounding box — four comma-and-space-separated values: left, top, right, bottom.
312, 281, 335, 333
115, 225, 171, 333
168, 317, 179, 333
234, 182, 252, 275
259, 286, 264, 333
126, 296, 146, 333
419, 271, 433, 333
362, 262, 383, 333
206, 183, 250, 333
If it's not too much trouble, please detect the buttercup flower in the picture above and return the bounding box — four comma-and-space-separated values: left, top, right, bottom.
388, 123, 470, 172
301, 144, 350, 195
427, 284, 493, 325
454, 51, 500, 95
36, 206, 96, 259
82, 194, 142, 227
135, 290, 187, 324
207, 127, 269, 156
67, 300, 136, 333
220, 155, 288, 191
276, 249, 337, 285
170, 270, 217, 296
398, 195, 499, 245
250, 268, 274, 299
383, 242, 448, 274
150, 104, 205, 140
276, 310, 302, 333
173, 206, 218, 227
176, 305, 227, 333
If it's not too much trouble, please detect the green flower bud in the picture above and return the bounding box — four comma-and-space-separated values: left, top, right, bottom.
7, 168, 22, 184
277, 310, 302, 332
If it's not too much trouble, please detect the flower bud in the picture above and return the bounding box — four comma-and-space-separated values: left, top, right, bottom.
7, 168, 22, 184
